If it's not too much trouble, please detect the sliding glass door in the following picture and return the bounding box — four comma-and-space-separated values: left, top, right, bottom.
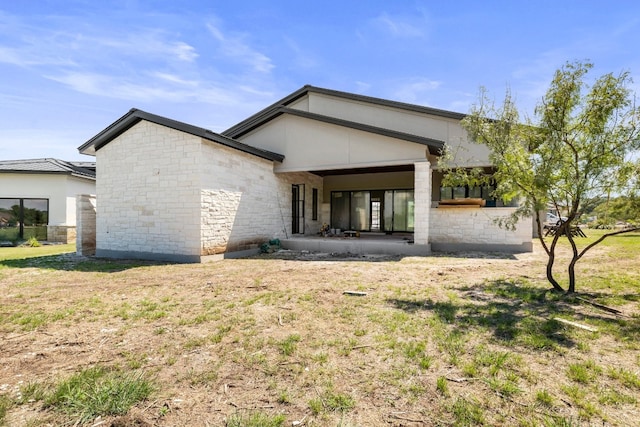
331, 189, 414, 232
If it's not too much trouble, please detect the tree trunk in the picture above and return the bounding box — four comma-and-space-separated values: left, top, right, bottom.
567, 256, 577, 293
546, 249, 565, 292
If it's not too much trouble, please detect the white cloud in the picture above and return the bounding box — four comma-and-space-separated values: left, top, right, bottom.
372, 12, 425, 38
151, 72, 199, 87
283, 36, 318, 69
355, 81, 371, 93
391, 78, 442, 104
206, 21, 274, 73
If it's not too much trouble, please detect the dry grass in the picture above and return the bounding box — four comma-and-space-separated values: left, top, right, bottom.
0, 232, 638, 426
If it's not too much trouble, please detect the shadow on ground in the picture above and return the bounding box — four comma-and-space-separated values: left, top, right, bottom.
387, 279, 639, 351
0, 253, 169, 273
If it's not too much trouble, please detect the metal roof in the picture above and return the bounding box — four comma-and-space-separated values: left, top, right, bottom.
78, 109, 285, 162
0, 158, 96, 180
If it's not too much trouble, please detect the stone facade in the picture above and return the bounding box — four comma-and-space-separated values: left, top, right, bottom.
93, 121, 323, 262
76, 194, 96, 256
95, 121, 202, 262
47, 225, 76, 244
429, 207, 533, 252
201, 141, 323, 256
413, 161, 431, 246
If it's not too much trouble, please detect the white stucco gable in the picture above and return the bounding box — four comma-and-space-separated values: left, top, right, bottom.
224, 86, 491, 168
237, 113, 433, 173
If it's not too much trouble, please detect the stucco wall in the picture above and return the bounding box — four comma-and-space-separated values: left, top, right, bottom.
95, 121, 202, 262
430, 207, 532, 252
200, 141, 323, 255
0, 173, 95, 226
238, 114, 430, 173
297, 92, 492, 168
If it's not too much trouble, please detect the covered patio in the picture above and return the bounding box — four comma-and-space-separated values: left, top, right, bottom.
280, 232, 430, 256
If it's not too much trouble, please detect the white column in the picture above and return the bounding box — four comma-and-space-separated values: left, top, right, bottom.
413, 161, 431, 246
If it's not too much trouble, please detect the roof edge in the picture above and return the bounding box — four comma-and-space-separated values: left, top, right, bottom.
78, 109, 284, 163
223, 84, 466, 138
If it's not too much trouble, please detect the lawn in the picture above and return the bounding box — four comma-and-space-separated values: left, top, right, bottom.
0, 231, 638, 426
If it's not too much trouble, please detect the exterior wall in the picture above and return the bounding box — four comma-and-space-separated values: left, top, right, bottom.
200, 141, 322, 255
0, 173, 95, 226
76, 194, 96, 256
47, 225, 76, 243
430, 207, 533, 252
65, 176, 98, 225
95, 121, 202, 262
238, 114, 430, 173
296, 92, 491, 167
413, 161, 431, 245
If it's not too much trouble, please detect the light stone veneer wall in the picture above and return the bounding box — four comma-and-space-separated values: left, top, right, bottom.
76, 194, 96, 256
95, 120, 323, 262
430, 207, 533, 252
96, 121, 202, 262
413, 161, 431, 246
200, 141, 322, 256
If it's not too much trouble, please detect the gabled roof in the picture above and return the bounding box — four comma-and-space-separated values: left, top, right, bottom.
222, 85, 465, 152
0, 158, 96, 180
230, 106, 446, 155
78, 109, 285, 162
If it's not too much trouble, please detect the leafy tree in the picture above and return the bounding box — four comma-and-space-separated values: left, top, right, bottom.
442, 61, 640, 293
592, 196, 640, 225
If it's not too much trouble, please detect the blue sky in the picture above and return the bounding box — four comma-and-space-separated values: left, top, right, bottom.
1, 1, 639, 161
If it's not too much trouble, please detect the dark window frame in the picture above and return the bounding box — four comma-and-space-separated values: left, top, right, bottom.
312, 188, 318, 221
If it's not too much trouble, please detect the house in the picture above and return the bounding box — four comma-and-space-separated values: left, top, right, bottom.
0, 158, 96, 243
76, 86, 533, 262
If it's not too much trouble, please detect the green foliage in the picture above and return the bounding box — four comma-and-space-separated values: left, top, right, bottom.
309, 391, 356, 415
442, 60, 640, 293
278, 334, 301, 356
591, 196, 640, 224
436, 376, 449, 396
27, 236, 40, 247
43, 366, 154, 423
450, 397, 485, 426
226, 411, 286, 427
324, 392, 356, 412
535, 389, 555, 407
0, 394, 11, 425
566, 360, 601, 384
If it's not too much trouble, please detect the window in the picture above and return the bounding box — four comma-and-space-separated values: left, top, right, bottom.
291, 185, 305, 234
331, 189, 414, 232
439, 184, 496, 206
312, 188, 318, 220
0, 198, 49, 240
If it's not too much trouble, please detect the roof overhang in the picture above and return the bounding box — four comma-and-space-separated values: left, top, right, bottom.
78, 109, 284, 163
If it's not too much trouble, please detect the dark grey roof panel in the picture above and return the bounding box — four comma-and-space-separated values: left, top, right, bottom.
78, 109, 284, 162
223, 84, 466, 138
0, 158, 96, 180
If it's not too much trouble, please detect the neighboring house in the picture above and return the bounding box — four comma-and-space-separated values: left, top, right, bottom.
0, 158, 96, 243
77, 85, 532, 262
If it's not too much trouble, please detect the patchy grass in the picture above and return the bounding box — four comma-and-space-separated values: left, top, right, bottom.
226, 410, 286, 427
0, 232, 638, 425
12, 366, 154, 425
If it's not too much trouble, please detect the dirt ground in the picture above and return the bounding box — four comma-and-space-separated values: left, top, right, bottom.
1, 241, 638, 426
